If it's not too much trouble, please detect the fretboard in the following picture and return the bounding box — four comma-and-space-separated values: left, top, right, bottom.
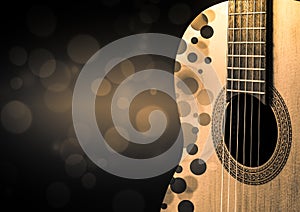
227, 0, 268, 102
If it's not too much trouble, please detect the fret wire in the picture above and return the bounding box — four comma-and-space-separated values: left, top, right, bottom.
227, 55, 265, 58
229, 11, 266, 15
227, 78, 265, 83
228, 27, 266, 30
226, 89, 265, 95
227, 67, 265, 71
228, 41, 265, 44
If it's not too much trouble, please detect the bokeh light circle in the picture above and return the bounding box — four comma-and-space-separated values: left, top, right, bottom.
28, 48, 56, 78
67, 34, 100, 64
1, 101, 32, 134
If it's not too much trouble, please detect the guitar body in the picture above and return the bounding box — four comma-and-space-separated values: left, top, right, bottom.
161, 0, 300, 211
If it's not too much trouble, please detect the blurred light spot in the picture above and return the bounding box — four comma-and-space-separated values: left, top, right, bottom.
52, 141, 60, 152
91, 78, 112, 96
65, 154, 87, 178
181, 122, 197, 147
187, 52, 198, 63
205, 10, 216, 22
185, 176, 198, 193
139, 5, 160, 24
174, 62, 181, 73
192, 127, 199, 134
164, 189, 174, 204
191, 14, 208, 31
197, 89, 214, 105
120, 59, 135, 78
81, 172, 96, 189
117, 97, 130, 110
129, 16, 150, 33
60, 137, 84, 160
28, 48, 56, 78
27, 6, 56, 37
182, 77, 199, 94
44, 88, 72, 113
197, 40, 209, 49
67, 34, 100, 64
1, 101, 32, 134
135, 106, 162, 132
150, 89, 157, 95
46, 182, 70, 208
177, 39, 187, 55
20, 71, 36, 87
10, 77, 23, 90
104, 127, 129, 153
168, 3, 191, 25
9, 46, 27, 66
113, 190, 145, 212
106, 59, 136, 85
178, 101, 191, 117
198, 113, 211, 126
41, 61, 71, 92
71, 66, 79, 74
40, 59, 56, 78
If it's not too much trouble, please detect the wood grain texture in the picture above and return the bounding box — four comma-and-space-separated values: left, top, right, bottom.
161, 0, 300, 211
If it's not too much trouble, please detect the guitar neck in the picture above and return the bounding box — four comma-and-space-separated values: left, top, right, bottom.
226, 0, 268, 102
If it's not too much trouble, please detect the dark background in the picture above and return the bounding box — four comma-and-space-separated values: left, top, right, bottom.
0, 0, 222, 211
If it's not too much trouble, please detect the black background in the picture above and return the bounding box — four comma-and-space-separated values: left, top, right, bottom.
0, 0, 223, 211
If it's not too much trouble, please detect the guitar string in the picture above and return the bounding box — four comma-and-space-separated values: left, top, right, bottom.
228, 1, 239, 211
242, 0, 250, 210
227, 1, 236, 211
250, 0, 256, 210
223, 1, 235, 211
234, 0, 242, 211
220, 0, 235, 211
257, 0, 264, 208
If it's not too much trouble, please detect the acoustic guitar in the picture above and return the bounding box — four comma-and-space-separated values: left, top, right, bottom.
161, 0, 300, 211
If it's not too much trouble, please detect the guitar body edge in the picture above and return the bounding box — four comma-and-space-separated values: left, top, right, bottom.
161, 1, 300, 211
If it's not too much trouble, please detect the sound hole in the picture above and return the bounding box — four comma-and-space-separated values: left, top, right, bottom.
224, 94, 278, 167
